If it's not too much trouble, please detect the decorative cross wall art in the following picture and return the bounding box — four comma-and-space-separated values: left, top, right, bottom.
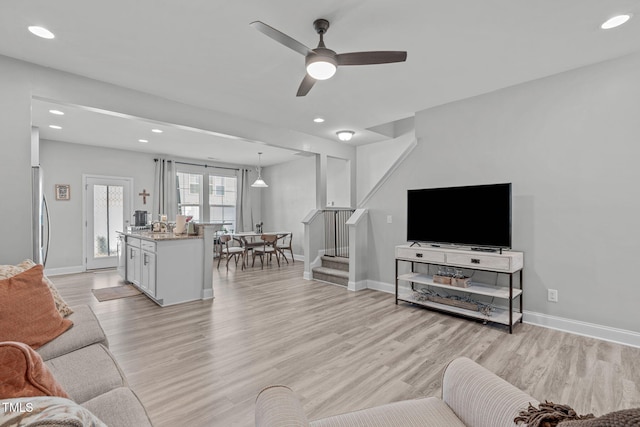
139, 189, 150, 204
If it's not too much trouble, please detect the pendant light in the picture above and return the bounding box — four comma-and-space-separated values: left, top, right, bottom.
251, 152, 268, 188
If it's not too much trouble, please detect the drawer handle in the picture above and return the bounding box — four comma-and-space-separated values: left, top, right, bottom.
416, 253, 423, 258
471, 258, 481, 264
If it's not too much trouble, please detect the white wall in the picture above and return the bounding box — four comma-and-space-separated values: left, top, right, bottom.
356, 132, 415, 204
260, 156, 316, 258
326, 156, 350, 208
363, 51, 640, 334
39, 140, 156, 269
0, 59, 32, 264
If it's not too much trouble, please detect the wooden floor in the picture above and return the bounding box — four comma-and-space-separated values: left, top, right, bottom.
51, 263, 640, 426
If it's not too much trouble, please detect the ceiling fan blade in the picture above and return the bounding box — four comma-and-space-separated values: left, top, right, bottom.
250, 21, 312, 56
296, 74, 316, 97
336, 51, 407, 66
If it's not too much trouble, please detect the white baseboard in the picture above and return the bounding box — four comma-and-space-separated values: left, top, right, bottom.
365, 280, 640, 349
202, 289, 214, 300
523, 311, 640, 349
366, 279, 395, 294
44, 265, 84, 276
348, 280, 368, 292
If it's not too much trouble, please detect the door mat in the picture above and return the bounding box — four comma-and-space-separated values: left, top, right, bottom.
92, 285, 142, 302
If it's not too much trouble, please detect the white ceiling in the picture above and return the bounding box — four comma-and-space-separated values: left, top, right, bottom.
31, 99, 302, 167
2, 0, 640, 163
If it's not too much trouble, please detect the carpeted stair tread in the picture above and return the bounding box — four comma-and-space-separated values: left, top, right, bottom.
312, 266, 349, 278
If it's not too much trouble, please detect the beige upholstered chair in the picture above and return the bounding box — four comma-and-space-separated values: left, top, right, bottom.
278, 233, 294, 264
252, 234, 280, 269
218, 234, 245, 269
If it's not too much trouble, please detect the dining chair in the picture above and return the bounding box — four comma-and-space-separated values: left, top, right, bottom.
217, 234, 245, 270
278, 233, 294, 264
252, 234, 280, 269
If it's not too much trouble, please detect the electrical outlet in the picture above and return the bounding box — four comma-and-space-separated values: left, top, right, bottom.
387, 215, 393, 224
548, 289, 558, 303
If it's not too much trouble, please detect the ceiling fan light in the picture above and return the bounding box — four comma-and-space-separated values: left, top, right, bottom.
336, 130, 355, 142
306, 54, 337, 80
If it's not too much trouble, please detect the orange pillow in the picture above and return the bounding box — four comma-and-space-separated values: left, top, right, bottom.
0, 265, 73, 349
0, 341, 69, 398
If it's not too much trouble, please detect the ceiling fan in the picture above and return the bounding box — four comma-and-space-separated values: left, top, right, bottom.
250, 19, 407, 96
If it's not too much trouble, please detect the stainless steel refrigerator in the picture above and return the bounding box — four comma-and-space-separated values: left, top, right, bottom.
31, 165, 50, 266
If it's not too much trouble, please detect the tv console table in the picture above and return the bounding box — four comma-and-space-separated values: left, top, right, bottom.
395, 245, 524, 333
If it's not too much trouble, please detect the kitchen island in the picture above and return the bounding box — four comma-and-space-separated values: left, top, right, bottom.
118, 224, 220, 306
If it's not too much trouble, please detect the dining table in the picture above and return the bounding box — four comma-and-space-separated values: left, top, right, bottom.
231, 231, 291, 267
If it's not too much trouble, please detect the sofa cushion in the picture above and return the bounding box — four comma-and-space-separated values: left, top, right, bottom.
310, 397, 465, 427
0, 341, 69, 399
0, 396, 107, 427
18, 259, 74, 317
82, 387, 153, 427
37, 305, 109, 361
45, 344, 127, 404
0, 265, 73, 349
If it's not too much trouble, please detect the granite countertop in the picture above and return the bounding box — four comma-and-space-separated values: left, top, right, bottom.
119, 230, 203, 241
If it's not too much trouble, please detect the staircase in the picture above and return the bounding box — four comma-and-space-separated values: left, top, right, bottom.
312, 256, 349, 287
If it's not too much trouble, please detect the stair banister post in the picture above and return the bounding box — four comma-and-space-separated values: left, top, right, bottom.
302, 209, 324, 280
346, 209, 369, 291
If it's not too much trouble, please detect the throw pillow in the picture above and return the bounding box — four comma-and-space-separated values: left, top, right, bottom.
17, 259, 74, 317
0, 341, 69, 398
0, 396, 107, 427
0, 265, 73, 349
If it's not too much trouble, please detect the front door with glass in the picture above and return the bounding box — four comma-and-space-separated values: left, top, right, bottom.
85, 176, 132, 270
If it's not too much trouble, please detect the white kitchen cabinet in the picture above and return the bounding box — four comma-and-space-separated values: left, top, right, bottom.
125, 237, 141, 286
124, 233, 203, 306
141, 250, 156, 296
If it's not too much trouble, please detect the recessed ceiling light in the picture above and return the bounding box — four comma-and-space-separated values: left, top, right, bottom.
138, 139, 149, 143
49, 109, 64, 115
49, 125, 62, 130
313, 117, 325, 123
601, 14, 631, 30
151, 129, 163, 133
28, 26, 55, 39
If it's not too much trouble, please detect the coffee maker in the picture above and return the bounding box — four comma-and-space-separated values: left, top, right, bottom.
133, 211, 148, 226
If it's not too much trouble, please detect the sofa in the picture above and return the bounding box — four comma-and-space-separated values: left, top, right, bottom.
1, 304, 152, 426
1, 261, 152, 426
256, 357, 540, 427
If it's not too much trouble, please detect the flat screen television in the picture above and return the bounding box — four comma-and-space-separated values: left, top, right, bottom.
407, 183, 512, 249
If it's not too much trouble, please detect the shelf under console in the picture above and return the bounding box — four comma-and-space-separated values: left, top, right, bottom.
397, 291, 523, 326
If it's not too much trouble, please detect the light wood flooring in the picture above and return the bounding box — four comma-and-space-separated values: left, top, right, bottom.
51, 263, 640, 426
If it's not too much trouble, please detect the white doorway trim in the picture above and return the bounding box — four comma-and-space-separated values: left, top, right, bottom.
82, 174, 134, 271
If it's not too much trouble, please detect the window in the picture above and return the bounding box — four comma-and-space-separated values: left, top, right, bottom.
177, 172, 202, 221
209, 175, 237, 232
176, 170, 237, 231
